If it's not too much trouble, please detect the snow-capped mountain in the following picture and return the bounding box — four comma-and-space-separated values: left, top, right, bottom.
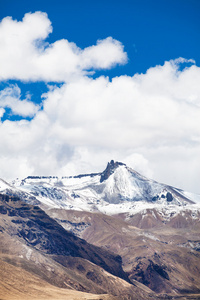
1, 161, 200, 298
1, 160, 200, 219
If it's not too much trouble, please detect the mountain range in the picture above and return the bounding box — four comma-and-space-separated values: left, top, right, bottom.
0, 160, 200, 299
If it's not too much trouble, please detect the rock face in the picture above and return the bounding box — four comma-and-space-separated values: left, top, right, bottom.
129, 258, 170, 293
100, 160, 125, 182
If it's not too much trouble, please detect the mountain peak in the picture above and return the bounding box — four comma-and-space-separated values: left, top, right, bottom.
100, 160, 126, 183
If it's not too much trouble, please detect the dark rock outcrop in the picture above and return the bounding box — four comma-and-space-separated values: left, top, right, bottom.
100, 160, 125, 183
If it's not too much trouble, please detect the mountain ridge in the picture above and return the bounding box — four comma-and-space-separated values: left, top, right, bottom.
0, 160, 199, 217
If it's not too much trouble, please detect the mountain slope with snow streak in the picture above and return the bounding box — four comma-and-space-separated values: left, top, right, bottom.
0, 160, 198, 219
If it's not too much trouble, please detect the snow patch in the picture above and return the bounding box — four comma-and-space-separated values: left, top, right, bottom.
26, 248, 32, 260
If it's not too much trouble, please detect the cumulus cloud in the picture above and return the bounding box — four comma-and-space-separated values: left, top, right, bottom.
81, 37, 127, 69
0, 12, 127, 82
0, 12, 200, 194
0, 85, 40, 117
40, 60, 200, 149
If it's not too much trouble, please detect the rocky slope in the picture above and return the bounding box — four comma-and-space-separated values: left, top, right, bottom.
46, 208, 200, 296
0, 193, 154, 300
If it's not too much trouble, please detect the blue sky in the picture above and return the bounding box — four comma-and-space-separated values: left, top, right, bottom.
0, 0, 200, 193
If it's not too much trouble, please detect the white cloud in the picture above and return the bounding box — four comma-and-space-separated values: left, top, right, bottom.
0, 12, 200, 194
122, 153, 153, 178
0, 12, 127, 82
0, 85, 40, 117
40, 61, 200, 150
81, 37, 127, 69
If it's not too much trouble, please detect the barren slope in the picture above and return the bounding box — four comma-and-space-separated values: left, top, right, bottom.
0, 194, 154, 300
0, 258, 118, 300
48, 208, 200, 296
